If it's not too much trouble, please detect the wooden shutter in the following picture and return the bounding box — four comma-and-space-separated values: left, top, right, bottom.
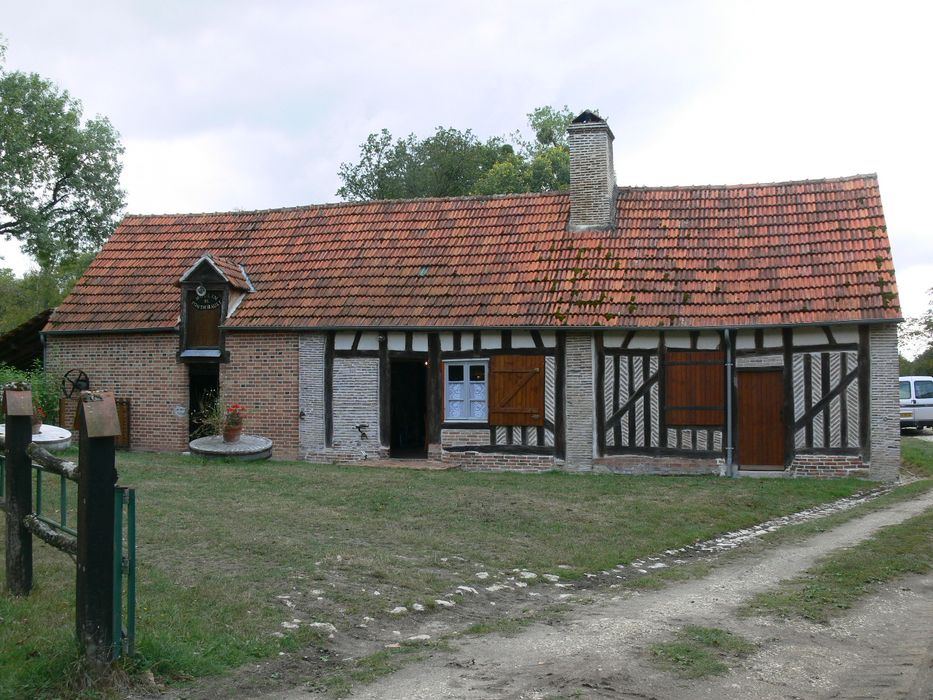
664, 350, 725, 427
489, 355, 545, 426
185, 290, 222, 349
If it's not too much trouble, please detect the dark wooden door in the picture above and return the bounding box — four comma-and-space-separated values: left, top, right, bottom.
737, 369, 785, 469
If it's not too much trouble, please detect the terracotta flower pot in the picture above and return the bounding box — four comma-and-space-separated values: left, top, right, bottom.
223, 425, 243, 443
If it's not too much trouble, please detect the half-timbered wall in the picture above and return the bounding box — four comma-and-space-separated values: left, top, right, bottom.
791, 351, 859, 450
599, 331, 725, 457
297, 322, 893, 479
300, 329, 562, 465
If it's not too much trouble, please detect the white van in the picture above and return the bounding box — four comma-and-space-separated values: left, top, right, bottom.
900, 376, 933, 431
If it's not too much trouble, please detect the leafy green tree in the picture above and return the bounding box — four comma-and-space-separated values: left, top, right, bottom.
0, 39, 125, 271
0, 253, 94, 332
901, 288, 933, 375
338, 105, 581, 201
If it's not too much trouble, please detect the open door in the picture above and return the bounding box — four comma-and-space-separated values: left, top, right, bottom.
389, 360, 427, 458
737, 369, 785, 469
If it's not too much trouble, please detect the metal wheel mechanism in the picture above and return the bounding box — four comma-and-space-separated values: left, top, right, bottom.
61, 369, 90, 398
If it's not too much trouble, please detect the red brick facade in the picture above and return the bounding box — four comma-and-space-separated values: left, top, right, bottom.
45, 333, 189, 452
220, 332, 299, 459
45, 331, 300, 459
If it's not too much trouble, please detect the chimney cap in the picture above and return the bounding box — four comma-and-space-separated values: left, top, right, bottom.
571, 109, 606, 125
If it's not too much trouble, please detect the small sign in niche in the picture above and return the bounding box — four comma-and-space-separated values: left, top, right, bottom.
191, 289, 222, 310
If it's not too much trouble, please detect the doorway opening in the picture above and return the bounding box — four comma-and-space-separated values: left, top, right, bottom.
188, 364, 219, 439
737, 368, 785, 469
390, 360, 427, 458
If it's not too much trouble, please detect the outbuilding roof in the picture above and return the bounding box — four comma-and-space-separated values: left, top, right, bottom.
45, 174, 900, 333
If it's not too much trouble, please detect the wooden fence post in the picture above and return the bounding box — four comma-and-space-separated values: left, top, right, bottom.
75, 391, 120, 667
3, 386, 34, 596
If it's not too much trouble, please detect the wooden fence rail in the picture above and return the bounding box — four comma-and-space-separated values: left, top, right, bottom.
3, 384, 136, 668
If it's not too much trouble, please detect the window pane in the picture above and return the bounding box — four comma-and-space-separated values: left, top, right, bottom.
447, 383, 463, 400
916, 381, 933, 399
900, 381, 911, 400
470, 400, 487, 420
447, 400, 463, 418
448, 365, 464, 381
470, 365, 485, 381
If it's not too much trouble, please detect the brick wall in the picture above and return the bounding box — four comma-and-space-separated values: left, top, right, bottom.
568, 121, 615, 230
331, 357, 382, 459
787, 454, 869, 479
441, 428, 490, 447
446, 450, 559, 472
45, 333, 189, 451
868, 324, 900, 481
593, 454, 722, 476
564, 332, 594, 470
221, 332, 299, 459
298, 333, 326, 456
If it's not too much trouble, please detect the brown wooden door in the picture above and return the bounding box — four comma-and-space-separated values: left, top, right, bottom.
737, 369, 785, 469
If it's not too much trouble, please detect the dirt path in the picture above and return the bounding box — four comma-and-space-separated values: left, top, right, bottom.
286, 490, 933, 700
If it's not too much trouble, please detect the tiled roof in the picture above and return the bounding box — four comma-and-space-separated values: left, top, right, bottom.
179, 253, 253, 291
45, 174, 900, 333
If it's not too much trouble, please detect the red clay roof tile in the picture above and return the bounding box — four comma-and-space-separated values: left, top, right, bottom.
45, 175, 899, 333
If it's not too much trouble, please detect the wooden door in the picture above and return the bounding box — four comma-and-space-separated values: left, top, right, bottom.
737, 369, 785, 469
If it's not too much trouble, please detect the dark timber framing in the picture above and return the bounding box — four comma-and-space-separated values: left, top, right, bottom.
317, 324, 873, 465
379, 334, 390, 449
594, 333, 606, 456
858, 324, 871, 461
427, 333, 442, 444
782, 327, 795, 466
329, 328, 564, 457
554, 332, 566, 460
324, 331, 334, 447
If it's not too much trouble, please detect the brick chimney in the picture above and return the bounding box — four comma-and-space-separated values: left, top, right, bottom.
567, 110, 616, 230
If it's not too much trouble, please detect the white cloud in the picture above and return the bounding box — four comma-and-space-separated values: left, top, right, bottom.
0, 0, 930, 318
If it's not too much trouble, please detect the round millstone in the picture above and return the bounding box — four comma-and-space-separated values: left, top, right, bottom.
189, 434, 273, 461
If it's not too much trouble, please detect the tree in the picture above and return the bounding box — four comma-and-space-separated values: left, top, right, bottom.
0, 39, 125, 272
337, 105, 580, 201
900, 288, 933, 375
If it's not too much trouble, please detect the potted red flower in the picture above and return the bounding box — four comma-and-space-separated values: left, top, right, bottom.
223, 403, 246, 443
31, 404, 45, 435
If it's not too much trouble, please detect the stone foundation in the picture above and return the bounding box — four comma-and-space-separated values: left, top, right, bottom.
787, 454, 869, 479
593, 454, 723, 476
442, 449, 559, 472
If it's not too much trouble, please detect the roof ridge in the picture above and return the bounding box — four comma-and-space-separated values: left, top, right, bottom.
122, 189, 566, 220
619, 173, 878, 192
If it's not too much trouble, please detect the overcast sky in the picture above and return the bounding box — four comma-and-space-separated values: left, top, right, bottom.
2, 0, 931, 320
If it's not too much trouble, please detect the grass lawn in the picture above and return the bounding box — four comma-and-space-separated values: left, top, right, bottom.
901, 434, 933, 479
0, 451, 878, 698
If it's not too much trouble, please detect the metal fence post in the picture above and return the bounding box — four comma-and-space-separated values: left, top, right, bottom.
75, 392, 120, 667
3, 386, 34, 596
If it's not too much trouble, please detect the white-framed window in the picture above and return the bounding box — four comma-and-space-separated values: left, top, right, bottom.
445, 360, 488, 421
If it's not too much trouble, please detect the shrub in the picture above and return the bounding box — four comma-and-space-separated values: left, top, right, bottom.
0, 361, 61, 424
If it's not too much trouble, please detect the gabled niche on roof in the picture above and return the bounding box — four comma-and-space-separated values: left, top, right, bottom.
176, 253, 254, 363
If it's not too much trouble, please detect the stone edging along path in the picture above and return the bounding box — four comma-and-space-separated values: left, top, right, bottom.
375, 481, 901, 623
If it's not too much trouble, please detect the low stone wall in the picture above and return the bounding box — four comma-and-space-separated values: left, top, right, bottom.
302, 446, 390, 464
787, 454, 869, 479
443, 449, 558, 472
441, 428, 490, 447
593, 454, 723, 476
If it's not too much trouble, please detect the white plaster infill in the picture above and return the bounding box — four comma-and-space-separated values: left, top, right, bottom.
0, 424, 72, 450
189, 434, 272, 461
